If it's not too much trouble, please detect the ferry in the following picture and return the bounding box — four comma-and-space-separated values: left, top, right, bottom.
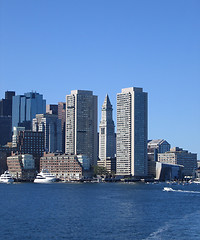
0, 171, 14, 183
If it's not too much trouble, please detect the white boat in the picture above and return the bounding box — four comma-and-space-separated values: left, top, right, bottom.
0, 171, 14, 183
34, 169, 56, 183
163, 187, 174, 192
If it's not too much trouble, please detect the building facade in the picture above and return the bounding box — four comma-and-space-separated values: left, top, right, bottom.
0, 91, 15, 117
116, 87, 148, 177
148, 139, 171, 161
0, 116, 12, 146
12, 128, 45, 171
158, 147, 197, 177
99, 95, 115, 166
58, 102, 66, 153
98, 157, 116, 174
65, 90, 98, 167
40, 153, 83, 180
46, 104, 58, 115
12, 92, 46, 130
7, 154, 36, 181
32, 114, 62, 153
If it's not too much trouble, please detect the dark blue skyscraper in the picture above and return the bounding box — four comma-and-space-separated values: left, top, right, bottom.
12, 92, 46, 130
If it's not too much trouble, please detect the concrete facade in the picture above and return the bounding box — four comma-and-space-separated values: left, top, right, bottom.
116, 87, 148, 177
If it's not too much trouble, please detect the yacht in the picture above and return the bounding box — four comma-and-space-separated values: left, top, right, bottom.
34, 169, 56, 183
0, 171, 14, 183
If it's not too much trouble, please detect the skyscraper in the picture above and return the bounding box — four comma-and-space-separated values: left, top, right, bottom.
116, 87, 148, 177
65, 90, 98, 167
0, 91, 15, 145
0, 91, 15, 117
58, 102, 66, 153
12, 92, 46, 130
99, 95, 115, 164
32, 114, 62, 153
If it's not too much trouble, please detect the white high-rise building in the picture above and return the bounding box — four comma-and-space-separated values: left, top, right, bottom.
65, 90, 98, 167
116, 87, 148, 177
99, 95, 115, 165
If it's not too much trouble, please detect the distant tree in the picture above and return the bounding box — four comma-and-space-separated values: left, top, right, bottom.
92, 165, 108, 176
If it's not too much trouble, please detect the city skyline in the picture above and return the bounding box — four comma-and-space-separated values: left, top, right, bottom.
0, 0, 199, 158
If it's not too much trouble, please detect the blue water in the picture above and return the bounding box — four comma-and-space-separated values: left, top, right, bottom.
0, 182, 200, 240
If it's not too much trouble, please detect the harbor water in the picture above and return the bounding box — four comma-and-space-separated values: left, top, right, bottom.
0, 182, 200, 240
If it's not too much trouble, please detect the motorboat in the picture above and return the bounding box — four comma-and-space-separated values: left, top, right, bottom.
0, 171, 14, 183
34, 169, 56, 183
163, 187, 174, 192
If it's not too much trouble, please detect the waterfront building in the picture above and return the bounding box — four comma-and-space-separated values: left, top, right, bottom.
116, 87, 148, 177
12, 128, 45, 171
32, 114, 62, 153
0, 91, 15, 117
148, 139, 170, 161
0, 116, 12, 146
12, 92, 46, 130
58, 102, 66, 153
98, 157, 116, 174
158, 147, 197, 177
99, 95, 116, 167
153, 161, 183, 181
40, 153, 83, 180
65, 90, 98, 167
7, 154, 36, 181
46, 104, 58, 115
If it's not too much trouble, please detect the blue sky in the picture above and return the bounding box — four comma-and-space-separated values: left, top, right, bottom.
0, 0, 200, 158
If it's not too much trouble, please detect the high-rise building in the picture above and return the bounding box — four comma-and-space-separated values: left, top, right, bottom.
65, 90, 98, 167
58, 102, 66, 153
0, 116, 12, 145
32, 113, 62, 153
0, 91, 15, 145
12, 92, 46, 130
116, 87, 148, 177
0, 91, 15, 117
99, 95, 115, 165
46, 104, 58, 115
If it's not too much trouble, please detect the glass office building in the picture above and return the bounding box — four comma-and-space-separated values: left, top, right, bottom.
12, 92, 46, 130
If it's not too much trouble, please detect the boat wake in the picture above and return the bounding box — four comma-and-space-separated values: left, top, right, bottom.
144, 210, 200, 240
163, 187, 200, 194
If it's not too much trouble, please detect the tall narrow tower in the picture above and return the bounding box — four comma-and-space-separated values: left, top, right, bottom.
116, 87, 148, 177
99, 95, 115, 165
65, 90, 98, 167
